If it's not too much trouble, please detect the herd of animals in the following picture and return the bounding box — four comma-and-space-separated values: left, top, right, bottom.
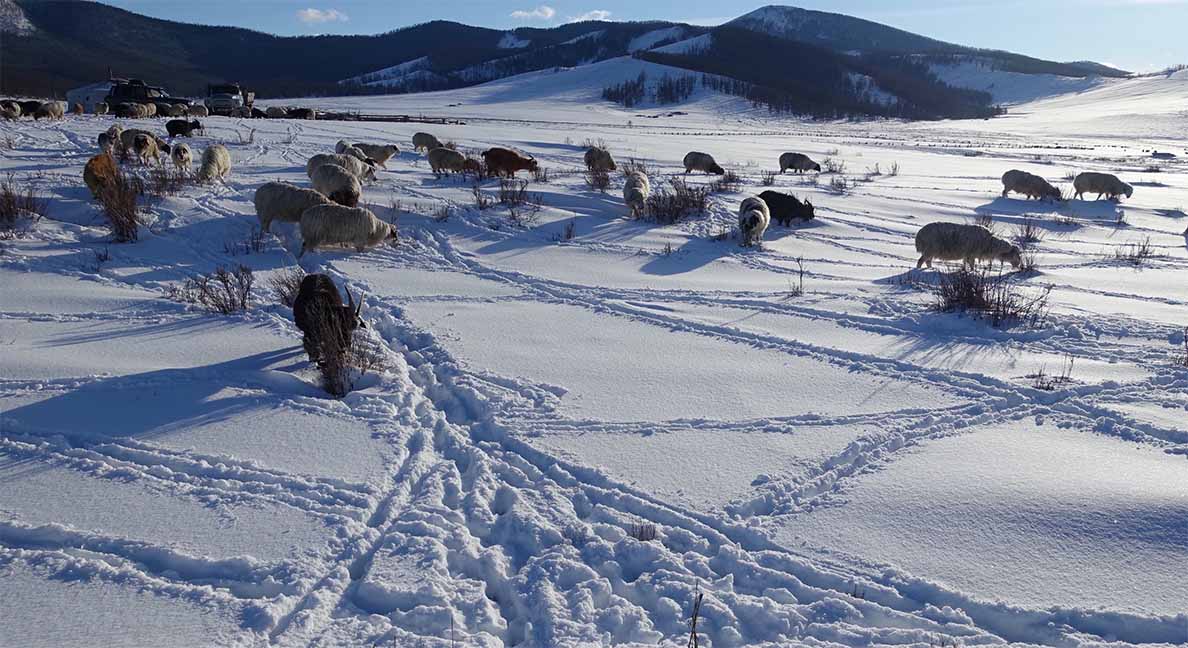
5, 102, 1154, 371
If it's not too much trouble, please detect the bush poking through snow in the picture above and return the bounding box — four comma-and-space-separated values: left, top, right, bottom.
645, 178, 709, 224
622, 158, 650, 177
628, 521, 657, 542
585, 167, 611, 192
688, 586, 704, 648
167, 265, 254, 314
497, 177, 534, 207
0, 175, 46, 238
145, 165, 190, 198
472, 183, 493, 211
931, 269, 1050, 328
224, 227, 266, 256
1029, 355, 1075, 390
318, 330, 386, 398
761, 170, 776, 186
821, 157, 845, 174
708, 169, 743, 193
531, 166, 550, 183
1113, 237, 1156, 265
828, 175, 849, 194
1014, 219, 1044, 245
97, 168, 143, 243
888, 162, 900, 177
1178, 327, 1188, 368
270, 266, 305, 307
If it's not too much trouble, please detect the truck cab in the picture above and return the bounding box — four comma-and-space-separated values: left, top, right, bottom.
205, 83, 255, 116
104, 79, 191, 110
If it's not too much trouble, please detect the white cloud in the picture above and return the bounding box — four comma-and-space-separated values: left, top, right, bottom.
510, 5, 556, 20
296, 8, 348, 24
569, 9, 612, 22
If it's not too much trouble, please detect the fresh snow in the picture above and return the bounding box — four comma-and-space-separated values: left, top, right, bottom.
627, 27, 686, 53
3, 63, 1188, 648
929, 60, 1107, 105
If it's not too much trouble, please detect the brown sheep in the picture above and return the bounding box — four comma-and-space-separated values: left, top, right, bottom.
83, 153, 119, 199
481, 147, 538, 178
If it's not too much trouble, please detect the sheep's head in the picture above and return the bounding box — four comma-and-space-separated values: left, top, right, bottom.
710, 163, 725, 175
803, 199, 815, 219
1042, 185, 1063, 202
525, 157, 539, 172
462, 158, 482, 173
1000, 245, 1023, 268
1122, 183, 1134, 198
812, 163, 822, 172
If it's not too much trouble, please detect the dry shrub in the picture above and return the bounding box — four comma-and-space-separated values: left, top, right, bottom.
760, 170, 776, 186
628, 521, 657, 542
1113, 237, 1156, 265
1014, 219, 1044, 245
822, 156, 845, 174
144, 165, 190, 198
622, 158, 650, 176
269, 266, 305, 307
645, 178, 709, 224
0, 175, 46, 238
318, 329, 387, 397
167, 265, 254, 314
931, 269, 1050, 328
224, 227, 266, 256
98, 167, 143, 242
531, 166, 550, 183
708, 169, 742, 193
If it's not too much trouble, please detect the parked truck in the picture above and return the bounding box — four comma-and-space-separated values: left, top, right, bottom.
205, 83, 254, 116
104, 78, 191, 113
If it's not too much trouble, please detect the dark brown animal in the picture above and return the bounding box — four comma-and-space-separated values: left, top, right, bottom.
83, 153, 119, 199
292, 274, 365, 363
481, 147, 538, 177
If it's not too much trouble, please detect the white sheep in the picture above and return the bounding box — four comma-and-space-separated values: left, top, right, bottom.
623, 171, 650, 217
253, 181, 332, 232
584, 147, 616, 172
33, 101, 65, 120
427, 147, 479, 175
412, 132, 442, 152
188, 105, 209, 118
197, 144, 232, 183
353, 143, 400, 168
93, 102, 109, 116
142, 102, 157, 118
310, 163, 362, 207
306, 153, 376, 183
171, 142, 193, 172
1001, 170, 1061, 201
915, 222, 1022, 269
299, 204, 396, 257
335, 140, 369, 162
738, 196, 770, 247
1073, 172, 1133, 201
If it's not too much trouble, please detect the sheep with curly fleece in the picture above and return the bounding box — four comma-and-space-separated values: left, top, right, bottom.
623, 171, 650, 218
33, 101, 64, 120
299, 204, 396, 257
738, 196, 771, 247
915, 222, 1022, 269
683, 151, 724, 175
310, 163, 362, 208
197, 144, 232, 183
427, 147, 480, 175
132, 133, 163, 166
335, 140, 370, 162
1073, 172, 1133, 201
413, 132, 442, 152
584, 147, 616, 172
1001, 170, 1062, 201
306, 153, 376, 183
253, 181, 332, 232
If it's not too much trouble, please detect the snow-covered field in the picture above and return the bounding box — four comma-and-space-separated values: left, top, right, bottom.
3, 62, 1188, 647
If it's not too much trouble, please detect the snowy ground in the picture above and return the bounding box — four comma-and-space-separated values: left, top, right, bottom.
3, 61, 1188, 647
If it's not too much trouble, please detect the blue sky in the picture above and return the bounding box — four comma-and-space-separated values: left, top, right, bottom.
101, 1, 1188, 72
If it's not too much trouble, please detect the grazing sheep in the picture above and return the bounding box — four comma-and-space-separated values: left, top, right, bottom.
306, 153, 376, 183
142, 102, 157, 118
287, 108, 316, 120
93, 102, 109, 115
163, 104, 187, 118
18, 100, 42, 115
584, 147, 616, 172
83, 152, 119, 199
311, 163, 362, 207
113, 102, 138, 118
481, 147, 538, 177
132, 133, 163, 165
623, 171, 650, 218
97, 132, 116, 153
683, 151, 724, 175
187, 105, 209, 118
119, 129, 169, 158
412, 132, 442, 152
33, 101, 64, 120
1, 104, 19, 120
353, 143, 400, 168
293, 274, 364, 363
915, 222, 1022, 270
197, 144, 231, 183
253, 181, 333, 232
738, 196, 771, 247
1073, 172, 1133, 201
1001, 170, 1062, 201
779, 152, 821, 174
265, 106, 287, 118
758, 190, 814, 226
299, 204, 396, 257
427, 147, 480, 175
166, 119, 202, 138
171, 142, 193, 172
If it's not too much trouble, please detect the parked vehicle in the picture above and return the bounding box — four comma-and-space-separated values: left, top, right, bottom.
205, 83, 254, 116
104, 78, 191, 113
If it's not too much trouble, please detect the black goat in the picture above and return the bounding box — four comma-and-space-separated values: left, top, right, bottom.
292, 274, 364, 363
758, 190, 815, 226
166, 119, 203, 138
